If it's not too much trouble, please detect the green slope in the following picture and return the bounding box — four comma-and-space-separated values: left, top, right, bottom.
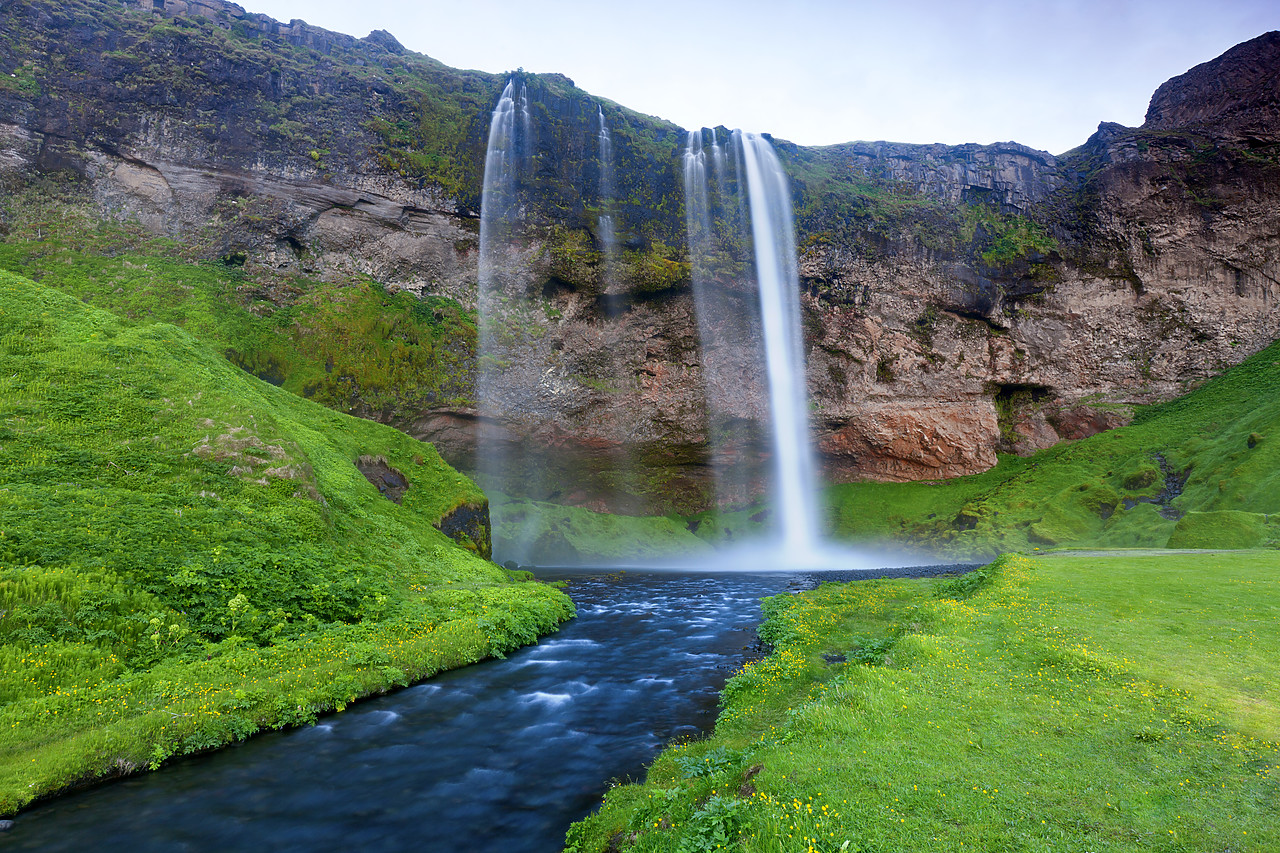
827, 339, 1280, 556
0, 193, 477, 426
0, 270, 573, 814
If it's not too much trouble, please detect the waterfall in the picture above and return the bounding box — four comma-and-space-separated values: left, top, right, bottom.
597, 106, 620, 312
681, 131, 713, 306
597, 107, 615, 248
682, 129, 821, 560
477, 84, 882, 568
595, 105, 648, 515
478, 79, 544, 563
479, 85, 654, 564
736, 131, 821, 557
683, 129, 758, 512
477, 79, 518, 507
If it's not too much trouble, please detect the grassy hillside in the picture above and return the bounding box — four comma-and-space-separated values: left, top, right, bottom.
0, 270, 573, 814
0, 187, 477, 425
826, 337, 1280, 557
567, 552, 1279, 852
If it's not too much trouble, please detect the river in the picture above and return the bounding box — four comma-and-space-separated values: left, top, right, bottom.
5, 565, 965, 851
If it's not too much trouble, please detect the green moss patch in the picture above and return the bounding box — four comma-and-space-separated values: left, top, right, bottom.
1166, 511, 1273, 549
493, 495, 712, 565
0, 197, 476, 425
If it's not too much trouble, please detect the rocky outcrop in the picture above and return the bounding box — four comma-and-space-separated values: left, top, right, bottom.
435, 500, 493, 559
785, 33, 1280, 480
1145, 31, 1280, 140
3, 2, 1279, 506
806, 139, 1064, 212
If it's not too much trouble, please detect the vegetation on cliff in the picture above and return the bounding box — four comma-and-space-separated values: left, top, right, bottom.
0, 0, 501, 202
0, 0, 691, 281
0, 185, 476, 426
0, 270, 574, 815
826, 333, 1280, 555
567, 552, 1279, 851
779, 140, 1062, 281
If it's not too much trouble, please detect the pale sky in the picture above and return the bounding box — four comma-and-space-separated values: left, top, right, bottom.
246, 0, 1277, 155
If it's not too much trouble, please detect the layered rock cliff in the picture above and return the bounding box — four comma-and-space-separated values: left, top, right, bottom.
2, 0, 1278, 510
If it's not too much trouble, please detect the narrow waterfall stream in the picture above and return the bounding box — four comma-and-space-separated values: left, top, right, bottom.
736, 131, 822, 556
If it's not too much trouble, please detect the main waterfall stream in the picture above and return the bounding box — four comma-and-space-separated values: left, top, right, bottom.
4, 568, 966, 852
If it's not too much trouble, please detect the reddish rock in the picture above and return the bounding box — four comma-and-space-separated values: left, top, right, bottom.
818, 402, 1000, 482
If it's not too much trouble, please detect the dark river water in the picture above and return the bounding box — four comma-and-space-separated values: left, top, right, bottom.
6, 570, 800, 852
6, 565, 964, 851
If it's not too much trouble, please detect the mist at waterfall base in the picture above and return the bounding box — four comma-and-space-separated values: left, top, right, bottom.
477, 84, 941, 573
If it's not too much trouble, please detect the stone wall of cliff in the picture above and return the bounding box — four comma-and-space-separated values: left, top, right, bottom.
2, 0, 1278, 509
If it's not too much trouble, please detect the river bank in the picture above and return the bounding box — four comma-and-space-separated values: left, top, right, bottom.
567, 551, 1280, 852
3, 570, 792, 851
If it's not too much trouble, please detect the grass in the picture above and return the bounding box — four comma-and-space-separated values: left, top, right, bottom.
566, 552, 1280, 852
826, 336, 1280, 557
1031, 552, 1280, 742
0, 270, 573, 814
0, 190, 477, 424
492, 494, 712, 565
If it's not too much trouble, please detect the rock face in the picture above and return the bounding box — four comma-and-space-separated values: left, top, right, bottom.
818, 140, 1065, 209
1145, 31, 1280, 139
3, 2, 1279, 508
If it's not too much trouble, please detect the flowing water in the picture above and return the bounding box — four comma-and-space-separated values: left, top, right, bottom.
6, 566, 970, 850
7, 564, 975, 850
681, 129, 845, 567
736, 131, 822, 557
682, 128, 766, 512
476, 78, 521, 530
4, 94, 960, 848
4, 571, 800, 852
596, 105, 618, 289
477, 79, 548, 560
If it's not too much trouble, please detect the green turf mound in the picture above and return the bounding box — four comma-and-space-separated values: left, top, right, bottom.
1166, 510, 1276, 549
0, 271, 573, 813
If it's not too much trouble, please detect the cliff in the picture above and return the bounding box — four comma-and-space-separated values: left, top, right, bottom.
2, 0, 1278, 510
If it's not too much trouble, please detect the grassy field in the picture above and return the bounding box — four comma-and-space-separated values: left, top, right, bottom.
566, 552, 1280, 852
0, 270, 573, 814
